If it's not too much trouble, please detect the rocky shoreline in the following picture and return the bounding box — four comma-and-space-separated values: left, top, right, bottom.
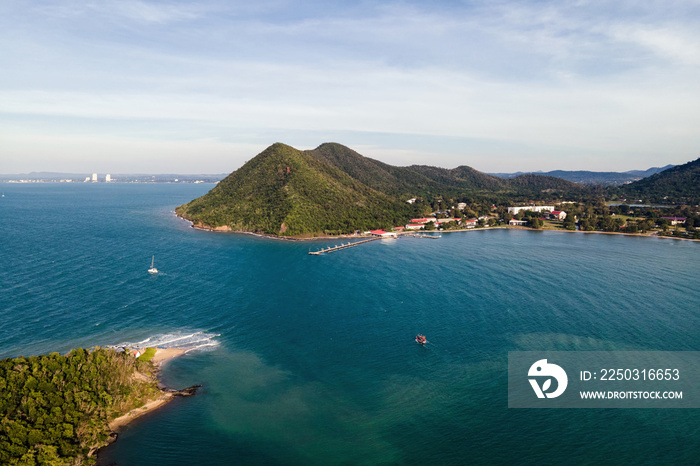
94, 348, 201, 460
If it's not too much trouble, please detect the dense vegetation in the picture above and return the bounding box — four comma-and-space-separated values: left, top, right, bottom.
176, 143, 429, 236
0, 348, 160, 465
614, 157, 700, 204
176, 143, 590, 236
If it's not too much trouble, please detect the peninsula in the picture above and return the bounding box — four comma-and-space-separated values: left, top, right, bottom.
176, 143, 700, 240
0, 347, 197, 465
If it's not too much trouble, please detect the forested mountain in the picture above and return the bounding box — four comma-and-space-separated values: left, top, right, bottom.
308, 143, 510, 197
176, 143, 417, 236
616, 157, 700, 203
176, 143, 589, 237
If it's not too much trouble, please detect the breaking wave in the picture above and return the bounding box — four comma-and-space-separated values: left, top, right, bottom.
110, 331, 221, 352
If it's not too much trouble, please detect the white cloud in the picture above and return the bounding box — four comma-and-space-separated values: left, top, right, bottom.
27, 0, 209, 24
1, 0, 699, 172
609, 25, 700, 65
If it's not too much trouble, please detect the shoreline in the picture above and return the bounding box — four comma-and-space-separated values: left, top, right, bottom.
102, 347, 192, 440
438, 226, 700, 244
177, 212, 700, 243
175, 211, 373, 241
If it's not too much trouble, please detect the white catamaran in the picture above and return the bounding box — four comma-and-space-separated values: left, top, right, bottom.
148, 255, 158, 274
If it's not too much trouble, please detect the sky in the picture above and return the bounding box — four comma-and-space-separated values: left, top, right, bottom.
2, 0, 700, 174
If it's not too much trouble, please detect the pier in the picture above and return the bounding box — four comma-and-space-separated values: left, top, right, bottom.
308, 237, 381, 255
402, 233, 441, 239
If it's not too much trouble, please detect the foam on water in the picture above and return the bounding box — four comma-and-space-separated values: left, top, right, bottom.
111, 331, 221, 352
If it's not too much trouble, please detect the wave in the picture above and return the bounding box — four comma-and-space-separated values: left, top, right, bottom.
109, 331, 221, 352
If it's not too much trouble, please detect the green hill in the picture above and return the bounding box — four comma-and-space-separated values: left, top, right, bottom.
175, 143, 415, 236
175, 142, 589, 237
618, 157, 700, 203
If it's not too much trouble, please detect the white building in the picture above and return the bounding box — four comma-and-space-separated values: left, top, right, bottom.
369, 229, 398, 238
105, 174, 112, 182
92, 173, 98, 182
507, 205, 554, 215
550, 211, 567, 220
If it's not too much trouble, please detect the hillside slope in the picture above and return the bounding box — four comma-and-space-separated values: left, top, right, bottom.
307, 143, 446, 197
309, 143, 583, 198
175, 143, 415, 236
619, 157, 700, 202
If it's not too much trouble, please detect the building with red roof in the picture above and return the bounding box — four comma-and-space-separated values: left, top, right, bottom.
550, 211, 567, 220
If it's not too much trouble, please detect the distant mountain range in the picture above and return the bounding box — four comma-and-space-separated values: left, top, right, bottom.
1, 165, 676, 187
489, 166, 675, 185
0, 172, 226, 183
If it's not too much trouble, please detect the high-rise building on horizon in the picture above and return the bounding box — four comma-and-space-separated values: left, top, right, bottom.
92, 173, 98, 182
105, 174, 111, 182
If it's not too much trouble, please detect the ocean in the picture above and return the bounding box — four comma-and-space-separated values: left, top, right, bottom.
1, 183, 699, 465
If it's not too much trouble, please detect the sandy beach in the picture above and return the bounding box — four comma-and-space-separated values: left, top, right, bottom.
106, 347, 190, 433
107, 393, 174, 432
150, 347, 187, 365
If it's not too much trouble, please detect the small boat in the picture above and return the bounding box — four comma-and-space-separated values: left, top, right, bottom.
148, 255, 158, 274
415, 334, 427, 345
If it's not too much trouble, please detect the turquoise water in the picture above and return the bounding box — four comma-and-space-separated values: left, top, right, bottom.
1, 183, 699, 465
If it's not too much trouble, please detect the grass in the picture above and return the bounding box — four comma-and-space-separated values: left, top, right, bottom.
137, 347, 157, 362
541, 220, 565, 230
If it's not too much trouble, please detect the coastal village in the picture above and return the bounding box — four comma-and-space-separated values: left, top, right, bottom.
308, 201, 696, 254
361, 201, 697, 240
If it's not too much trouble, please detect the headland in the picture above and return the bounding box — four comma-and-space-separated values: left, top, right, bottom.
0, 346, 198, 465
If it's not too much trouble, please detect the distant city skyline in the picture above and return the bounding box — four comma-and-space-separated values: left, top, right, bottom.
2, 1, 699, 174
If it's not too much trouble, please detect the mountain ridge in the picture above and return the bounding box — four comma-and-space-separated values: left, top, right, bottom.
617, 158, 700, 203
489, 165, 675, 185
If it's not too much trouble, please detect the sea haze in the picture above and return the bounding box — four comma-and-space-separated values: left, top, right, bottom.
1, 183, 699, 465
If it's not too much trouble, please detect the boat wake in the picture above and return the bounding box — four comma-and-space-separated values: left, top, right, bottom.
110, 331, 221, 352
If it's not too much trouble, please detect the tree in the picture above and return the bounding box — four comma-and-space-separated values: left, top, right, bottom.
528, 217, 543, 229
563, 215, 576, 230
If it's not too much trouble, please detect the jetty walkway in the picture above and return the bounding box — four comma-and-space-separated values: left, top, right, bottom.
403, 233, 441, 239
308, 237, 381, 255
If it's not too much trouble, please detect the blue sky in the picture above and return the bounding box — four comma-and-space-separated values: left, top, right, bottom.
2, 0, 699, 174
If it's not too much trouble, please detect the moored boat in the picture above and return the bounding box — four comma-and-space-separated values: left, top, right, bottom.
148, 255, 158, 274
